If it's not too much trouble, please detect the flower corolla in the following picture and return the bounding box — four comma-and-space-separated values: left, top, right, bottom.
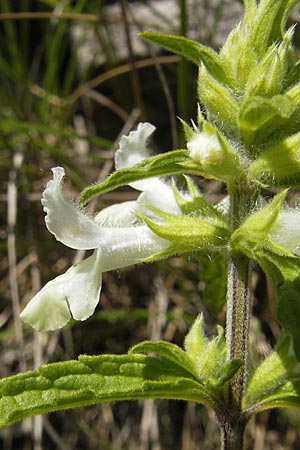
21, 123, 181, 332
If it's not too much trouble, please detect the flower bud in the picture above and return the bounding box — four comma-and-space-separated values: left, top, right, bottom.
187, 131, 222, 165
186, 122, 243, 183
184, 314, 241, 386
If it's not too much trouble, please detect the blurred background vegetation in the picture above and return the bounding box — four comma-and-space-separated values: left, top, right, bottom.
1, 1, 300, 449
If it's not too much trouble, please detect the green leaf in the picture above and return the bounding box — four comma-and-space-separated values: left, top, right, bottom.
140, 32, 228, 83
79, 150, 202, 205
0, 353, 218, 427
196, 253, 227, 316
80, 131, 242, 206
246, 380, 300, 412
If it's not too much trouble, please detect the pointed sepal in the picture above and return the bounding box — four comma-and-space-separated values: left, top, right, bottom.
232, 191, 300, 359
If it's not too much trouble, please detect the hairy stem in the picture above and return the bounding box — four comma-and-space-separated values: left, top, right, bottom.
220, 183, 256, 449
226, 252, 251, 411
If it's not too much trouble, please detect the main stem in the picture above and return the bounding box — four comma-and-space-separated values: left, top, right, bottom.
219, 183, 256, 450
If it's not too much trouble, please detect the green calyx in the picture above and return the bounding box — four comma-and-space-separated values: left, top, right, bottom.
197, 63, 238, 129
243, 333, 300, 414
231, 190, 289, 260
221, 0, 297, 81
249, 132, 300, 186
239, 94, 295, 148
184, 315, 241, 391
139, 206, 230, 260
244, 30, 294, 99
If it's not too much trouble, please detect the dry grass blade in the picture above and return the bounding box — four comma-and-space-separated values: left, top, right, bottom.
7, 151, 26, 373
66, 55, 179, 105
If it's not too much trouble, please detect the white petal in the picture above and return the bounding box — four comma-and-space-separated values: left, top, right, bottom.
42, 167, 104, 250
115, 122, 158, 191
20, 284, 71, 331
94, 201, 139, 227
115, 122, 155, 169
95, 182, 182, 227
137, 179, 181, 217
21, 250, 103, 331
66, 249, 103, 320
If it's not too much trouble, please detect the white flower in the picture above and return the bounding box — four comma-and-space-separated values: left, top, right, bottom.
21, 123, 180, 332
187, 131, 223, 164
269, 209, 300, 255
